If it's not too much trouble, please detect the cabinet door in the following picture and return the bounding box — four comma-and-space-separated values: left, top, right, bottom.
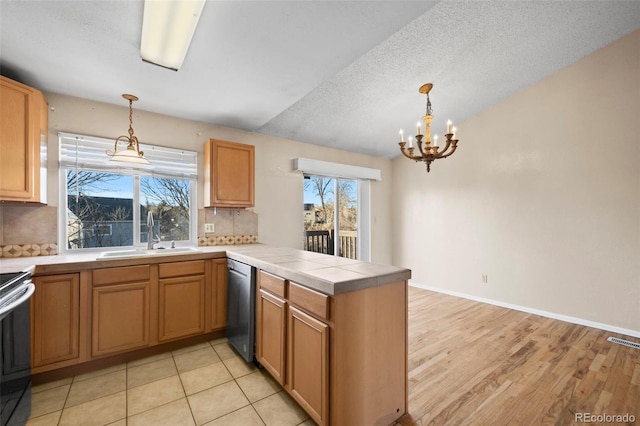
209, 258, 228, 331
256, 289, 287, 385
204, 139, 255, 208
287, 306, 329, 426
31, 274, 80, 367
92, 281, 150, 357
0, 76, 46, 202
158, 275, 206, 342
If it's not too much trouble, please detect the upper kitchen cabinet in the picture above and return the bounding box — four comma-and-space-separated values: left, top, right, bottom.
204, 139, 255, 208
0, 76, 48, 203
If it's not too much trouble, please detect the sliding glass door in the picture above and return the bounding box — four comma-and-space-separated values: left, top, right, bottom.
303, 175, 358, 259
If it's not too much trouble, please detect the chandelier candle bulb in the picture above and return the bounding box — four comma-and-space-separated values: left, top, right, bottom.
408, 136, 413, 148
433, 134, 438, 147
452, 126, 457, 139
446, 120, 452, 134
399, 129, 405, 142
417, 122, 422, 135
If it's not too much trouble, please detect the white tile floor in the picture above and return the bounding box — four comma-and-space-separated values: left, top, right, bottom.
27, 338, 316, 426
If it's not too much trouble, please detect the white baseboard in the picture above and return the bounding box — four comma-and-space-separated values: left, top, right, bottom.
409, 281, 640, 339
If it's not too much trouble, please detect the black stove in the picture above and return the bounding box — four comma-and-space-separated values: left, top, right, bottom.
0, 273, 24, 286
0, 272, 31, 302
0, 266, 35, 426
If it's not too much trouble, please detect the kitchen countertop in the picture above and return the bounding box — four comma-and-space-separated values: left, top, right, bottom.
0, 244, 411, 295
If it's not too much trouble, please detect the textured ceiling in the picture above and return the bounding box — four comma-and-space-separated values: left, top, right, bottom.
1, 1, 639, 159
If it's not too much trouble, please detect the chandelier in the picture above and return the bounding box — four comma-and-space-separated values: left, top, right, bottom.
398, 83, 459, 172
106, 94, 150, 165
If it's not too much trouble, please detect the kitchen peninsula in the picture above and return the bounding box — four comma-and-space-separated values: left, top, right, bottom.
0, 244, 410, 426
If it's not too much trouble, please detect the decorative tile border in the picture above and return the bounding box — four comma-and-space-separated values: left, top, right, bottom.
0, 243, 58, 258
0, 236, 257, 257
198, 234, 258, 246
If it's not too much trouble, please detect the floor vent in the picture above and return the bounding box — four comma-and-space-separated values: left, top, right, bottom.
607, 336, 640, 350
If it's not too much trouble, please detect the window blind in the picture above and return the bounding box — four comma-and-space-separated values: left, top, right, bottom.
59, 132, 198, 180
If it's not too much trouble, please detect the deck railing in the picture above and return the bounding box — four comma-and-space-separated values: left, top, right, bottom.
304, 230, 334, 255
304, 230, 357, 259
338, 230, 357, 260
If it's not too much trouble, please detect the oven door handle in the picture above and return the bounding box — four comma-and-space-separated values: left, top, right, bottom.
0, 282, 35, 318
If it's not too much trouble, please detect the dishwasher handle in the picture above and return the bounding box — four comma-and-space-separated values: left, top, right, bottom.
227, 260, 253, 277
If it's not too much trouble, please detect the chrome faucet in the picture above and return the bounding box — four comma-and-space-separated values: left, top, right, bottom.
146, 211, 160, 249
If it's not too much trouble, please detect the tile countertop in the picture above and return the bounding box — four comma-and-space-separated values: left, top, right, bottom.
0, 244, 411, 295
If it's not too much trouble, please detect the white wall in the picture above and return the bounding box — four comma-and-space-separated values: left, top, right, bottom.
392, 30, 640, 332
43, 93, 393, 264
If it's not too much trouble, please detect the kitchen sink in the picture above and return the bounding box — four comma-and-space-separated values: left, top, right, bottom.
97, 247, 200, 259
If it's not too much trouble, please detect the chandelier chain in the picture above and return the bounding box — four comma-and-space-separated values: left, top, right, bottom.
128, 98, 135, 140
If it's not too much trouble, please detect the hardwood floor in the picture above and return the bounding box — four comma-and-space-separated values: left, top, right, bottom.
398, 286, 639, 425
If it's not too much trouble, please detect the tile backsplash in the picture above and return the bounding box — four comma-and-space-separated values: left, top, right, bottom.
198, 235, 258, 246
1, 243, 58, 258
0, 204, 258, 258
197, 208, 258, 247
0, 204, 58, 258
0, 204, 58, 245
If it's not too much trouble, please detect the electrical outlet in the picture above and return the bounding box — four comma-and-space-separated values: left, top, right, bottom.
204, 223, 215, 233
482, 274, 488, 284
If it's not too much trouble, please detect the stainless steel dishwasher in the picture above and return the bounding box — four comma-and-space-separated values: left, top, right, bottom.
226, 259, 256, 363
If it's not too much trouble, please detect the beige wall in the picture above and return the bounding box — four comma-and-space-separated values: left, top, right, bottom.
4, 91, 392, 263
392, 30, 640, 332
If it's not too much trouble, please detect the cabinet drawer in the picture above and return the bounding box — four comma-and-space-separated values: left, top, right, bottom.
159, 260, 205, 278
258, 270, 286, 298
289, 282, 329, 321
93, 265, 150, 286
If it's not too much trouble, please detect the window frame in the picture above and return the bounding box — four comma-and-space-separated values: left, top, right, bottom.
296, 158, 379, 262
58, 132, 197, 254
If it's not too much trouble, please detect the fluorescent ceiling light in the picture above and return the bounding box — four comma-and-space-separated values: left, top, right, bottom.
141, 0, 206, 71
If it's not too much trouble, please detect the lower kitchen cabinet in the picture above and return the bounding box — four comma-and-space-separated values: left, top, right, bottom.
158, 260, 206, 342
29, 257, 231, 378
256, 288, 287, 385
287, 305, 329, 426
31, 273, 81, 368
256, 270, 329, 425
92, 265, 152, 357
256, 270, 407, 426
208, 258, 228, 331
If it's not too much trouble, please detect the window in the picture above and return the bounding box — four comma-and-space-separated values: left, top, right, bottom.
294, 158, 380, 262
59, 132, 197, 252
